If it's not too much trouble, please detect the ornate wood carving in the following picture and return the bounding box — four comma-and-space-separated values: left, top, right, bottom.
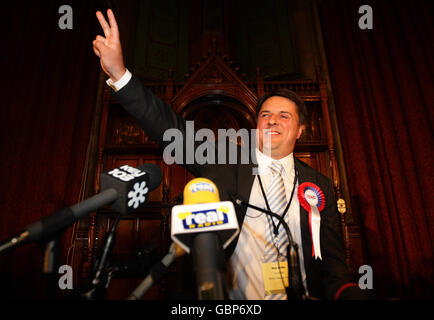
67, 48, 354, 299
171, 50, 257, 121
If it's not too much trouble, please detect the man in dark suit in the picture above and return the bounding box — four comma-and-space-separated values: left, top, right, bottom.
93, 9, 368, 300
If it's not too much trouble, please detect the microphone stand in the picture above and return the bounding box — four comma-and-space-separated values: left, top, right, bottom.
233, 197, 306, 300
82, 213, 121, 300
41, 233, 62, 299
127, 242, 177, 300
192, 232, 226, 300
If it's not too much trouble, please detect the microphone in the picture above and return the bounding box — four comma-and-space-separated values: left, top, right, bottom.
171, 178, 240, 300
100, 163, 162, 214
0, 163, 162, 254
127, 242, 179, 300
231, 194, 306, 300
82, 163, 161, 299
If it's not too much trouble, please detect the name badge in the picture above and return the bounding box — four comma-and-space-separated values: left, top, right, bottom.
261, 261, 289, 295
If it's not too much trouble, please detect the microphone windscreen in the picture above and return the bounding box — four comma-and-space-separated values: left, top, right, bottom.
183, 178, 220, 204
138, 163, 162, 191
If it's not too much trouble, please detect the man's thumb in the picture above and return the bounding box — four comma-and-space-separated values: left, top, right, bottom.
93, 40, 108, 54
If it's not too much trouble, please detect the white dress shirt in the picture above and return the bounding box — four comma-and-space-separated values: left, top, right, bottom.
228, 149, 307, 300
106, 69, 132, 92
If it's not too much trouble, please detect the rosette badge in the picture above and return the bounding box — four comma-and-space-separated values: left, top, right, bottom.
298, 182, 325, 260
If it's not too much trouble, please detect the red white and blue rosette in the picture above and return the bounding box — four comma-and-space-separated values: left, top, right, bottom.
298, 182, 325, 260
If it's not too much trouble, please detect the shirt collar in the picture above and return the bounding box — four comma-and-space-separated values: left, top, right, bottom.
255, 148, 294, 178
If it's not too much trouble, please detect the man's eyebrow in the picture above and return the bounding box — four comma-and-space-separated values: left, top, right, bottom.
259, 109, 293, 115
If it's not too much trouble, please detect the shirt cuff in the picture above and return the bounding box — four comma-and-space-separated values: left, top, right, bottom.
106, 69, 132, 92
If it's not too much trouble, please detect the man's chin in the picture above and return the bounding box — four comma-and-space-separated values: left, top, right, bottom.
260, 136, 280, 147
259, 145, 279, 157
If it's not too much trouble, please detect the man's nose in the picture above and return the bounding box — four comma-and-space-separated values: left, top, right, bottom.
268, 115, 278, 125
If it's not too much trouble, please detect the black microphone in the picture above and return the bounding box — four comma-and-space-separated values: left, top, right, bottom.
82, 163, 161, 299
0, 163, 162, 254
231, 194, 306, 300
100, 163, 162, 214
127, 243, 178, 300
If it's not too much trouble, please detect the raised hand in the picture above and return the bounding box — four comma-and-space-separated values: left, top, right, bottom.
93, 9, 126, 81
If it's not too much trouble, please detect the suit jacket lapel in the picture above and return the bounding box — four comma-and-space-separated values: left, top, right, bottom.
236, 163, 256, 224
224, 162, 255, 257
295, 159, 314, 266
234, 146, 257, 225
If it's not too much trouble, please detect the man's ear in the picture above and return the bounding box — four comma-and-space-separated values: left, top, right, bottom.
296, 124, 305, 139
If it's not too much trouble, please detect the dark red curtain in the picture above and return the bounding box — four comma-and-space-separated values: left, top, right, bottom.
319, 0, 433, 298
0, 1, 100, 298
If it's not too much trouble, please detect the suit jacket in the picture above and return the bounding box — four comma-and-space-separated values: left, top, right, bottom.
112, 75, 368, 299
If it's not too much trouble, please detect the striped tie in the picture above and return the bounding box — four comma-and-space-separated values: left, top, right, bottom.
264, 161, 288, 300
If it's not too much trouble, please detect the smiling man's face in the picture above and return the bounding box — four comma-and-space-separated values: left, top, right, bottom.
257, 96, 304, 159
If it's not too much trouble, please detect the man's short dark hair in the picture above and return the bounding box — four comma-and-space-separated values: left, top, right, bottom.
255, 88, 308, 125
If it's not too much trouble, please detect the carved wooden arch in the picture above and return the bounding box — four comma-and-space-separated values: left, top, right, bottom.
173, 88, 257, 129
169, 52, 258, 128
